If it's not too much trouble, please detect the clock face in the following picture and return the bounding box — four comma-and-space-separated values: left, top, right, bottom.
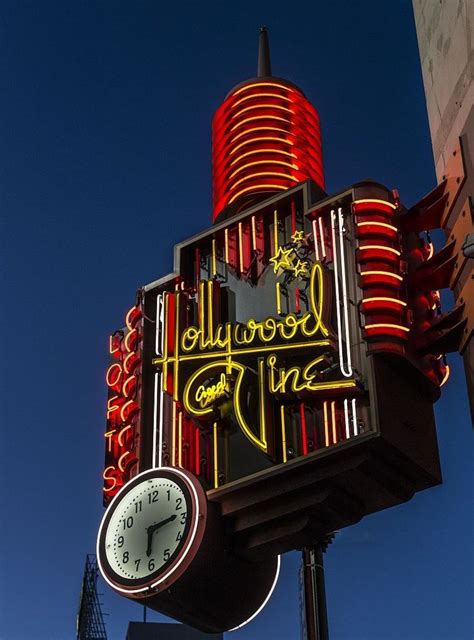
99, 469, 196, 590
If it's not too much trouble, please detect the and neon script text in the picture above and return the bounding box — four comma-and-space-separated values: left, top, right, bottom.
153, 261, 357, 456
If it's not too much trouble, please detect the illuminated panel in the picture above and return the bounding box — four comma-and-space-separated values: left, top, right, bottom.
148, 200, 368, 493
212, 79, 324, 220
103, 306, 142, 506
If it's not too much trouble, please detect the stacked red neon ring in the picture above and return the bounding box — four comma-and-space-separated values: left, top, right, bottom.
354, 198, 409, 353
212, 80, 324, 221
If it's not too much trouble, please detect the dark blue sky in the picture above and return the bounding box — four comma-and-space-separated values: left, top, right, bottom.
1, 2, 472, 639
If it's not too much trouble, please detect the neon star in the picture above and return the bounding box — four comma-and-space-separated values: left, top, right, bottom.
291, 230, 306, 245
293, 259, 310, 277
269, 247, 295, 274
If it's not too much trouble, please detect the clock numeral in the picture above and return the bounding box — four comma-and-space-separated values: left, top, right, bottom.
117, 536, 124, 548
123, 552, 129, 563
176, 531, 182, 542
148, 491, 159, 504
163, 548, 170, 562
135, 500, 142, 513
176, 497, 182, 510
148, 559, 155, 572
123, 516, 134, 530
134, 559, 141, 571
166, 490, 171, 501
180, 512, 186, 525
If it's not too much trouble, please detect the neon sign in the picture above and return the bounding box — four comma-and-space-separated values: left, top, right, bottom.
151, 217, 362, 473
102, 305, 142, 505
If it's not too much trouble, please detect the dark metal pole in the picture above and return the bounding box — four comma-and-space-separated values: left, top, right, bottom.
301, 537, 333, 640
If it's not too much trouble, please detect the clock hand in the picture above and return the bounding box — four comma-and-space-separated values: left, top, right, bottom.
146, 514, 178, 557
154, 514, 177, 531
146, 529, 154, 558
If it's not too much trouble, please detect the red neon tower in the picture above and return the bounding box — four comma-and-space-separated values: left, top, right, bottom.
212, 27, 324, 221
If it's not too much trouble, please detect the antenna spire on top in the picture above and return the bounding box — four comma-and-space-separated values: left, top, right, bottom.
257, 26, 272, 77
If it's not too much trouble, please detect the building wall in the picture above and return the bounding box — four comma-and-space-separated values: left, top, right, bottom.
413, 0, 473, 421
412, 0, 473, 179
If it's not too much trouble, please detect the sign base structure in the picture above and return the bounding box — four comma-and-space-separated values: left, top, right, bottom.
100, 179, 447, 632
208, 351, 440, 559
300, 541, 333, 640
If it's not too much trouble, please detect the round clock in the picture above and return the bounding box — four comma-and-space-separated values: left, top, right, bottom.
97, 465, 280, 633
97, 466, 207, 594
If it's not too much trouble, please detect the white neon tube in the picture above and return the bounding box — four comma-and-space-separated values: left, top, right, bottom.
152, 372, 159, 468
330, 210, 347, 378
352, 398, 358, 436
155, 294, 162, 356
152, 372, 164, 469
228, 555, 281, 631
158, 374, 164, 466
312, 219, 320, 261
318, 216, 326, 258
344, 398, 350, 439
153, 293, 165, 469
337, 208, 353, 377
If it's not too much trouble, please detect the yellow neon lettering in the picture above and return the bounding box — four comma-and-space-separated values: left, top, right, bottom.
178, 264, 330, 359
183, 361, 267, 452
153, 258, 352, 463
267, 354, 356, 395
195, 373, 230, 409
